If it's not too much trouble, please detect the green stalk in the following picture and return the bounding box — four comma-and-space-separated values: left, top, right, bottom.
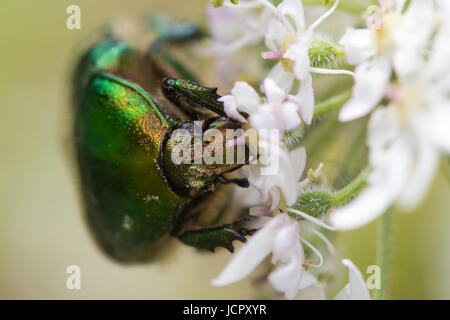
330, 166, 392, 300
334, 121, 367, 183
373, 208, 392, 300
332, 165, 371, 206
313, 90, 351, 120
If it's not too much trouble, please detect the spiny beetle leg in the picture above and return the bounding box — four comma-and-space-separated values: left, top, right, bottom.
147, 13, 204, 46
161, 77, 226, 118
175, 219, 258, 253
147, 19, 203, 83
218, 175, 250, 188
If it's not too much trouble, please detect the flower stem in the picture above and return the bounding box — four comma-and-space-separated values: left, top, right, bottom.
334, 121, 367, 183
313, 90, 351, 120
332, 165, 371, 206
373, 208, 392, 300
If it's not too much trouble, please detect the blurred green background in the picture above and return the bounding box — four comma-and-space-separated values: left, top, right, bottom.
0, 0, 449, 299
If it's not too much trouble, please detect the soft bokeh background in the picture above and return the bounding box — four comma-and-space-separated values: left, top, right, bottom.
1, 0, 449, 299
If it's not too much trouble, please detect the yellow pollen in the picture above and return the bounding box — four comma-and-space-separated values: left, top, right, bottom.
303, 258, 313, 270
307, 168, 319, 184
373, 13, 402, 53
280, 34, 297, 72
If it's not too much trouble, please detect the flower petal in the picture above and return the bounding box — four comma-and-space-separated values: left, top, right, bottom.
231, 81, 261, 113
250, 104, 280, 130
272, 218, 300, 262
207, 3, 269, 55
393, 0, 435, 79
415, 104, 450, 153
211, 214, 284, 287
396, 137, 438, 210
284, 31, 312, 81
268, 186, 281, 211
339, 28, 377, 65
277, 150, 302, 206
341, 259, 371, 300
266, 62, 295, 92
291, 73, 314, 125
256, 142, 300, 206
298, 271, 318, 290
277, 0, 305, 34
329, 184, 393, 230
219, 95, 247, 123
280, 101, 302, 131
427, 25, 450, 81
295, 282, 325, 300
330, 118, 413, 230
268, 256, 304, 300
334, 284, 351, 300
339, 57, 391, 122
289, 146, 306, 182
262, 78, 286, 106
264, 18, 288, 51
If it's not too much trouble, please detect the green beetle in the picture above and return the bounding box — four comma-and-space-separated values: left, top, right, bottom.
72, 18, 254, 263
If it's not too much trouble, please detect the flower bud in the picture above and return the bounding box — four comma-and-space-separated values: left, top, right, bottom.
290, 191, 333, 219
309, 37, 343, 68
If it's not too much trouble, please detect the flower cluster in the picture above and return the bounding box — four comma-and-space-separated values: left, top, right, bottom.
205, 0, 450, 300
331, 0, 450, 230
206, 0, 365, 300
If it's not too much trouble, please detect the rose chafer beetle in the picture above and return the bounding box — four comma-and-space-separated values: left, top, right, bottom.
72, 17, 254, 263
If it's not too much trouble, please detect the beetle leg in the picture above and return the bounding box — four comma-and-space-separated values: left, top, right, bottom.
147, 19, 204, 83
146, 21, 228, 119
145, 18, 230, 119
161, 78, 227, 118
218, 175, 250, 188
174, 218, 258, 253
149, 45, 199, 83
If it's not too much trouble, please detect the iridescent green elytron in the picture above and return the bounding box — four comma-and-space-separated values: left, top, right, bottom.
73, 18, 253, 262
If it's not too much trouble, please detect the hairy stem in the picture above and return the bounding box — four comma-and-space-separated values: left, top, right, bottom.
313, 90, 351, 120
332, 165, 371, 206
333, 120, 368, 184
373, 208, 392, 300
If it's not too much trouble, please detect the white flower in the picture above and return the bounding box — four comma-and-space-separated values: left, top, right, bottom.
330, 24, 450, 230
246, 146, 306, 210
212, 213, 317, 299
334, 259, 371, 300
293, 259, 371, 299
249, 161, 337, 230
207, 0, 273, 55
291, 259, 370, 300
262, 0, 352, 124
428, 0, 450, 81
206, 1, 275, 86
213, 164, 340, 299
339, 0, 436, 121
294, 283, 327, 300
220, 78, 302, 131
220, 79, 307, 209
330, 106, 450, 231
